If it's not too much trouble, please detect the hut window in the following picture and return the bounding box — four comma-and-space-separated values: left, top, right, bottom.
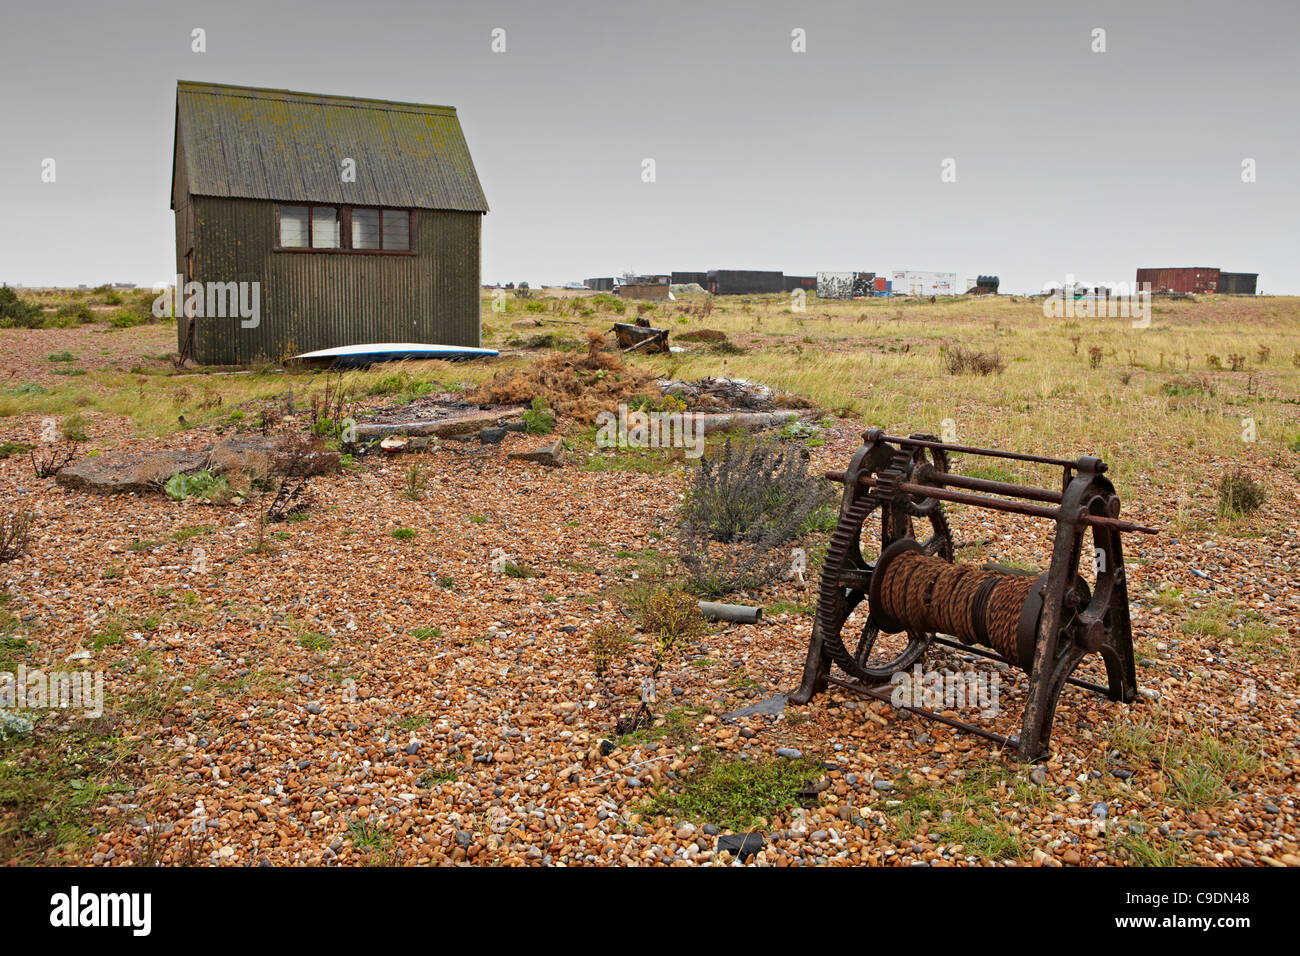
279, 204, 412, 252
351, 209, 381, 250
381, 210, 410, 250
311, 207, 340, 248
279, 206, 309, 248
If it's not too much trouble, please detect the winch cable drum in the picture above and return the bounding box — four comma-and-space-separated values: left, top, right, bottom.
870, 543, 1070, 670
792, 429, 1156, 763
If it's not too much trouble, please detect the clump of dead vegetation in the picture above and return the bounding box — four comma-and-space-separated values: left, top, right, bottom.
30, 444, 79, 479
264, 433, 329, 520
943, 345, 1005, 376
677, 436, 833, 597
469, 332, 656, 424
0, 511, 33, 563
1217, 469, 1265, 519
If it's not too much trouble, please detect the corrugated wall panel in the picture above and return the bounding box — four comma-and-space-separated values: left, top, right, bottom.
191, 198, 481, 364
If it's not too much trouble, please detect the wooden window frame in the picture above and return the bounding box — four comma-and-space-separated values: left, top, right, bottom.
274, 204, 416, 256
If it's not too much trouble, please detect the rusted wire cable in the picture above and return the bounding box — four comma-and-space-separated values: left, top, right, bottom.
879, 551, 1036, 661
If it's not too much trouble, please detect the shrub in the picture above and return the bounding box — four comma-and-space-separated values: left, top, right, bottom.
164, 469, 233, 503
0, 287, 43, 328
677, 437, 833, 597
626, 582, 707, 671
60, 414, 89, 442
0, 511, 33, 563
52, 303, 95, 326
680, 437, 830, 546
391, 527, 417, 540
522, 397, 556, 435
107, 308, 149, 328
403, 462, 429, 501
585, 622, 631, 678
943, 345, 1005, 376
1217, 469, 1265, 518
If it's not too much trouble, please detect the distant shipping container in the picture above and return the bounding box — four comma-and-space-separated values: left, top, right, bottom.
1135, 268, 1218, 294
875, 276, 887, 293
586, 277, 615, 291
620, 283, 670, 300
783, 275, 816, 292
706, 270, 784, 295
1218, 271, 1258, 295
891, 271, 959, 296
816, 271, 875, 298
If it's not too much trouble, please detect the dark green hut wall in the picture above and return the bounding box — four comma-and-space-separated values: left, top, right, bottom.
188, 197, 481, 364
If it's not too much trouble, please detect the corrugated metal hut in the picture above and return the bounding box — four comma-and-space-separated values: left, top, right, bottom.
586, 277, 615, 291
1135, 268, 1218, 294
171, 81, 489, 364
1218, 272, 1258, 295
706, 270, 784, 295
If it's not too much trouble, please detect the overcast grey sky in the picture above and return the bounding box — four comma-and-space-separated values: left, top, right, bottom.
2, 0, 1297, 292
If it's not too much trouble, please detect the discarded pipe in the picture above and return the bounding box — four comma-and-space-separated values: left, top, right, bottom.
699, 602, 762, 624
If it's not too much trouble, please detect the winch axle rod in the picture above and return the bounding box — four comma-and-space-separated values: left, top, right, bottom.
836, 474, 1158, 534
872, 433, 1080, 468
929, 635, 1113, 696
826, 468, 1064, 504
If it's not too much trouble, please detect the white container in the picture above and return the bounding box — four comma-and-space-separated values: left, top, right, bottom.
892, 271, 959, 296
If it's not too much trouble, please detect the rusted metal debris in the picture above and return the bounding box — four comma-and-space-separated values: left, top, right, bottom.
793, 429, 1153, 763
611, 321, 669, 353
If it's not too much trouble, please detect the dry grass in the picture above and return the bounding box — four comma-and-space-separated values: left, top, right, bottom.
468, 334, 657, 423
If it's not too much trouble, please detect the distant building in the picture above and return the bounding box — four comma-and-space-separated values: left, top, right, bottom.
171, 81, 488, 364
671, 271, 709, 286
891, 271, 959, 296
586, 277, 616, 291
783, 275, 816, 292
706, 270, 784, 295
620, 283, 670, 300
1135, 267, 1219, 294
966, 275, 1000, 295
1218, 272, 1258, 295
816, 272, 875, 299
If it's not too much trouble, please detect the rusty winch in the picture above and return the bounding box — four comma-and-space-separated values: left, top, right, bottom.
792, 429, 1158, 762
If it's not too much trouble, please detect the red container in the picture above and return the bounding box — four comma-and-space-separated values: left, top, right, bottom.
1135, 267, 1219, 294
874, 276, 887, 292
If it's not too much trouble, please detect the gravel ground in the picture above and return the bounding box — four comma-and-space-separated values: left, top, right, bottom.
0, 323, 175, 389
1, 374, 1297, 867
